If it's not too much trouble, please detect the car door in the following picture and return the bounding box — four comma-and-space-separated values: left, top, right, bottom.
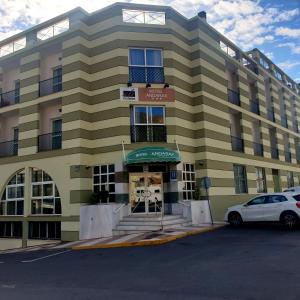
263, 195, 287, 221
241, 196, 267, 221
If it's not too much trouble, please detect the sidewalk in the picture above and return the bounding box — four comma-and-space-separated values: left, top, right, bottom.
65, 224, 222, 250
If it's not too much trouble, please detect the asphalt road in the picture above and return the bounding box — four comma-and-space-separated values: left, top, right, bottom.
1, 224, 300, 300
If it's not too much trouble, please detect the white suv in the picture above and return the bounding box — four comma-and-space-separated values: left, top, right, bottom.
225, 192, 300, 229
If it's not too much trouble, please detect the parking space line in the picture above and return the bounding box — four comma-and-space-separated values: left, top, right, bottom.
21, 250, 71, 263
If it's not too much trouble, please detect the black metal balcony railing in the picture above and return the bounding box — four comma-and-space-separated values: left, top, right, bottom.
231, 136, 244, 152
250, 99, 260, 115
0, 89, 20, 108
271, 147, 279, 159
281, 116, 288, 128
227, 89, 240, 106
129, 66, 164, 84
39, 76, 62, 97
38, 132, 62, 152
253, 142, 264, 157
0, 140, 18, 157
131, 125, 166, 143
267, 107, 275, 122
285, 151, 292, 163
293, 122, 299, 133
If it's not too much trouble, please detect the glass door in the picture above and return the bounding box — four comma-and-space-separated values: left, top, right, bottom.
129, 172, 163, 214
52, 119, 62, 150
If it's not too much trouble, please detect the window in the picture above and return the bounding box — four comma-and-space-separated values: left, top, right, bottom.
123, 9, 165, 25
266, 195, 287, 203
131, 106, 166, 142
0, 169, 25, 216
293, 194, 300, 201
0, 222, 22, 238
272, 169, 281, 192
233, 165, 248, 194
247, 196, 266, 206
31, 168, 61, 215
182, 163, 195, 200
52, 67, 62, 92
29, 222, 61, 240
129, 48, 164, 83
255, 167, 267, 193
93, 164, 116, 202
287, 172, 294, 188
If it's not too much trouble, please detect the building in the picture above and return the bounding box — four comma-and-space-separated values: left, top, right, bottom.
0, 2, 300, 249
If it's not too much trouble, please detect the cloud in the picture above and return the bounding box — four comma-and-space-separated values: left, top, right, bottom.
278, 42, 300, 54
277, 60, 300, 70
275, 27, 300, 38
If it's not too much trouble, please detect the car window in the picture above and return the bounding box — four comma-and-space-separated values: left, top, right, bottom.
247, 196, 266, 205
292, 194, 300, 201
266, 195, 287, 203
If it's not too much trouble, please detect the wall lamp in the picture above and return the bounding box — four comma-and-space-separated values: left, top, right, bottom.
127, 82, 132, 87
164, 83, 170, 88
146, 83, 151, 88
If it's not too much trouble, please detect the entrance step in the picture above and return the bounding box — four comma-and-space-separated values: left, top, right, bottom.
113, 214, 191, 236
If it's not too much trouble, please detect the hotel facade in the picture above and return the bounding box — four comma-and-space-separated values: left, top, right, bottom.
0, 2, 300, 249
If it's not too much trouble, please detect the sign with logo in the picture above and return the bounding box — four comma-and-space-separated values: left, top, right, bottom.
126, 147, 181, 165
170, 170, 177, 182
138, 88, 175, 102
120, 87, 138, 101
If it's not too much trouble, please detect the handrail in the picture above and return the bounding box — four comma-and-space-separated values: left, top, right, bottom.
178, 200, 191, 207
113, 203, 126, 214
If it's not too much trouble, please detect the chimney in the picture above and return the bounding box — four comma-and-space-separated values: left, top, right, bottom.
198, 11, 207, 21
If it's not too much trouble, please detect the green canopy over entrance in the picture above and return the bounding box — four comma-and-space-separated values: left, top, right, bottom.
125, 147, 181, 165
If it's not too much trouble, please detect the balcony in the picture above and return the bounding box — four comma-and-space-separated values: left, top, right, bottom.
0, 89, 20, 108
231, 136, 244, 152
271, 147, 279, 159
293, 121, 299, 133
39, 76, 62, 97
131, 125, 166, 143
129, 67, 164, 84
253, 142, 263, 156
0, 139, 18, 157
281, 116, 288, 128
267, 107, 275, 122
285, 151, 292, 163
250, 99, 260, 115
38, 132, 62, 152
227, 89, 240, 106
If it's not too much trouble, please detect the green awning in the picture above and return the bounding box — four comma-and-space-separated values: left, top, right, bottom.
125, 147, 181, 165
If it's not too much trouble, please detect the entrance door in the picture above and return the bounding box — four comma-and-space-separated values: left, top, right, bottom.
129, 172, 163, 214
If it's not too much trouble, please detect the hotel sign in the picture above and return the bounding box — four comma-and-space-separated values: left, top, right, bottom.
138, 88, 175, 102
125, 147, 181, 165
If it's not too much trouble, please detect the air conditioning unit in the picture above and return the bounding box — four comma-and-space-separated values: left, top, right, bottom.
120, 87, 138, 101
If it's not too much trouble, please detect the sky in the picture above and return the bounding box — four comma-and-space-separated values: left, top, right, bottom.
0, 0, 299, 83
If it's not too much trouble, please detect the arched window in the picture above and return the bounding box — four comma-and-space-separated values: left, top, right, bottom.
0, 169, 25, 216
31, 168, 61, 215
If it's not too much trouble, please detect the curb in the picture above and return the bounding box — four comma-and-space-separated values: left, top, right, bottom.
72, 225, 223, 250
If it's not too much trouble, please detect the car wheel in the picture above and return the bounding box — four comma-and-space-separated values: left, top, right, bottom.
281, 212, 298, 229
228, 212, 243, 227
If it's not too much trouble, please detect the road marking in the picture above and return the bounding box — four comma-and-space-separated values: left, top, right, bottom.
21, 250, 71, 263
